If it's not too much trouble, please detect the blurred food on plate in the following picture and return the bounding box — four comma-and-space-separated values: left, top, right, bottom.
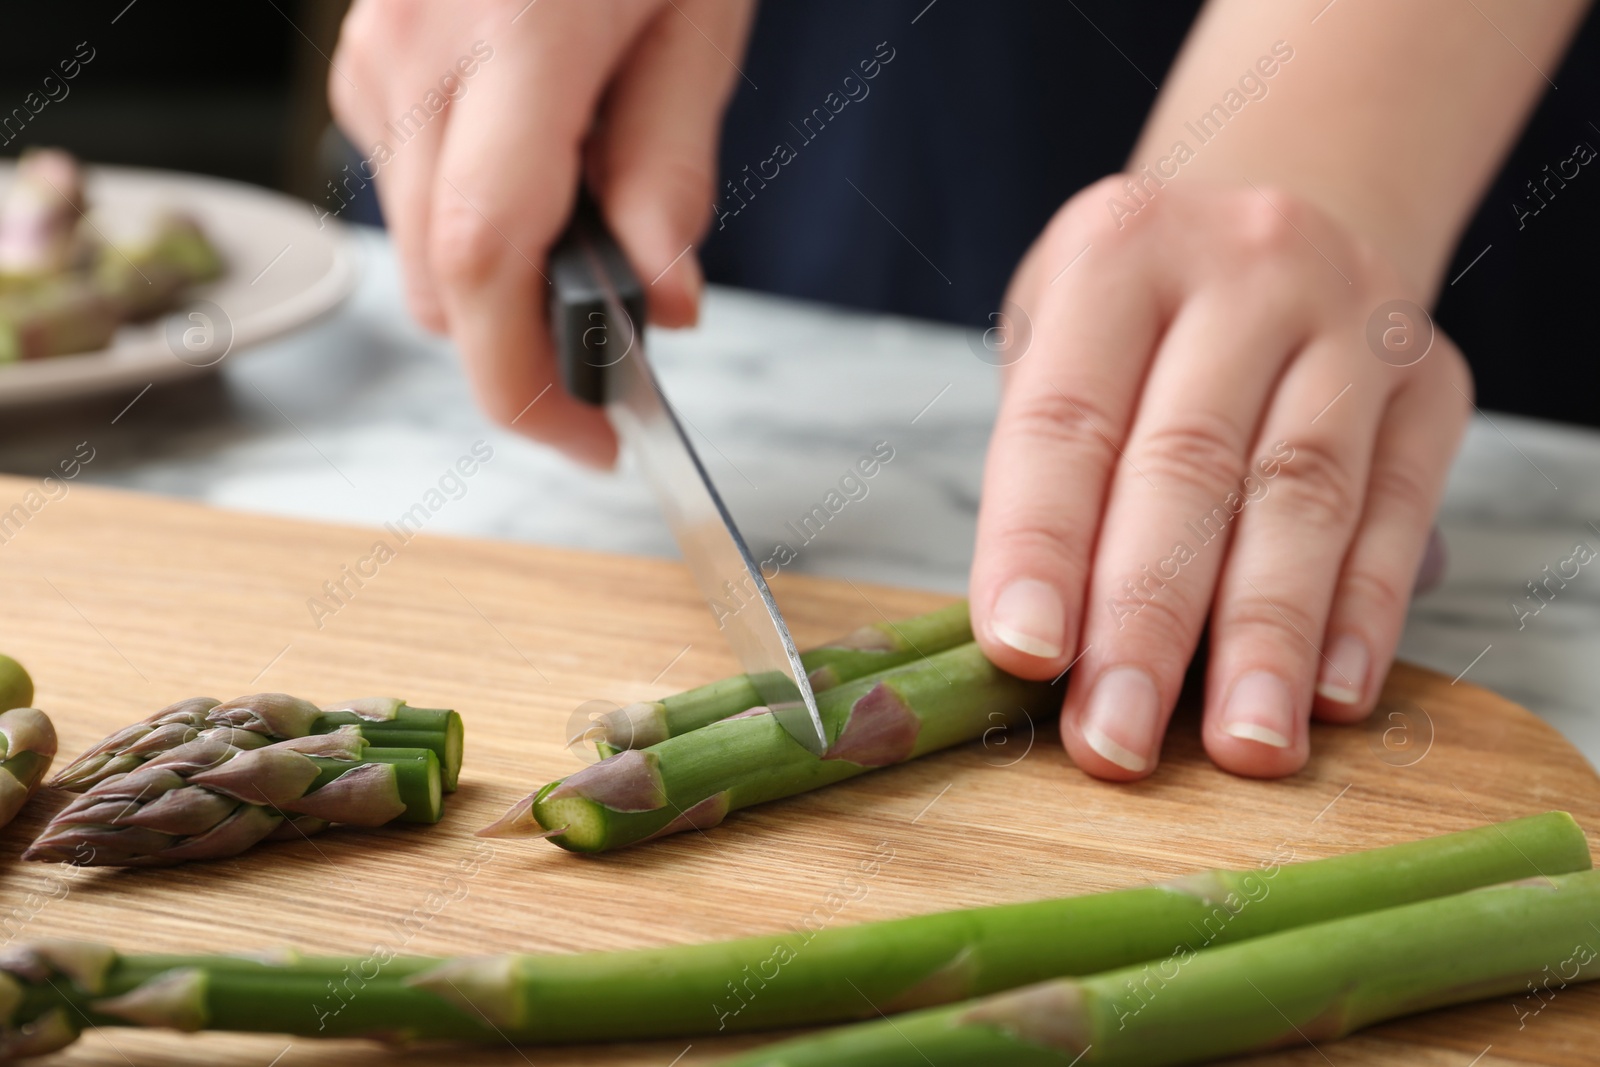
0, 148, 224, 365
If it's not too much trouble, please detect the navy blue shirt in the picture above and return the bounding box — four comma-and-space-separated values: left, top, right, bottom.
700, 1, 1600, 427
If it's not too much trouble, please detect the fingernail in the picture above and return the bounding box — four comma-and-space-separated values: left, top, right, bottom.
1222, 671, 1294, 748
990, 579, 1065, 659
1081, 666, 1160, 772
1316, 635, 1368, 705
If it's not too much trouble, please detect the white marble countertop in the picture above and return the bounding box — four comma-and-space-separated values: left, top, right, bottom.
3, 226, 1597, 768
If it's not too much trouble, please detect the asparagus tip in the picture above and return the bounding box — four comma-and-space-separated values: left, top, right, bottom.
208, 693, 322, 738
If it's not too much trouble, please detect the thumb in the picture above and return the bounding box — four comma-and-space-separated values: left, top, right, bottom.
588, 0, 754, 328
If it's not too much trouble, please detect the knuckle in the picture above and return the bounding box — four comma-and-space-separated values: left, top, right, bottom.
603, 153, 717, 242
335, 0, 380, 54
656, 157, 718, 239
1103, 574, 1201, 648
1365, 460, 1436, 522
327, 72, 363, 126
1053, 176, 1147, 248
987, 519, 1092, 592
1001, 388, 1123, 469
1228, 185, 1314, 257
1132, 415, 1246, 494
1220, 591, 1322, 650
1338, 565, 1410, 623
428, 199, 510, 287
1266, 438, 1359, 530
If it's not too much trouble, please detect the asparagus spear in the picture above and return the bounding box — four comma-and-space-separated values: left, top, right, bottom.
490, 640, 1051, 852
721, 869, 1600, 1067
51, 693, 463, 792
24, 729, 441, 867
0, 709, 56, 829
0, 815, 1585, 1056
593, 601, 973, 750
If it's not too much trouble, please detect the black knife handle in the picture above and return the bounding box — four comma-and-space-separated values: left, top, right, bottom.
547, 190, 647, 406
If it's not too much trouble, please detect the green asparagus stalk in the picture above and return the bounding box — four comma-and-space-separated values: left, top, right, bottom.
51, 693, 463, 792
592, 601, 973, 750
491, 640, 1048, 852
0, 815, 1585, 1057
722, 869, 1600, 1067
0, 709, 56, 829
24, 728, 441, 867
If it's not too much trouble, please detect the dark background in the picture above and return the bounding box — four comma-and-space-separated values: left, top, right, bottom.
0, 0, 338, 199
5, 0, 1595, 426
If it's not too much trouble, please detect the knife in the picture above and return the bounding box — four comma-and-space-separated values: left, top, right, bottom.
547, 192, 829, 756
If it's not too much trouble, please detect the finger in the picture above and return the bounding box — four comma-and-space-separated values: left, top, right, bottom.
971, 191, 1167, 681
1202, 339, 1390, 777
328, 6, 451, 332
369, 102, 452, 333
428, 35, 619, 463
1313, 353, 1470, 721
589, 0, 754, 328
1058, 282, 1313, 779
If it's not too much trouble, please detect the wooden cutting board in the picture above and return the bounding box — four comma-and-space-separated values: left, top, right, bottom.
0, 476, 1593, 1067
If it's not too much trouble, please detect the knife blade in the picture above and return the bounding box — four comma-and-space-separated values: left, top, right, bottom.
547, 193, 828, 755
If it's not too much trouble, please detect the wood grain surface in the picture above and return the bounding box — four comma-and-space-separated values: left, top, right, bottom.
0, 475, 1594, 1066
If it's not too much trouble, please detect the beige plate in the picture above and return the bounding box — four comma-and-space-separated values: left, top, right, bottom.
0, 163, 358, 407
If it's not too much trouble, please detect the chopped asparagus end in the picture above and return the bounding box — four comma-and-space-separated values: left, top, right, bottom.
532, 789, 611, 853
442, 710, 464, 792
0, 655, 33, 711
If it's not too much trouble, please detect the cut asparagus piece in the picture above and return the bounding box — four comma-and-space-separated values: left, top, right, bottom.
0, 276, 120, 364
494, 640, 1050, 852
594, 600, 973, 749
720, 869, 1600, 1067
0, 709, 56, 829
0, 655, 32, 710
0, 148, 86, 279
0, 815, 1585, 1055
50, 693, 462, 793
25, 729, 441, 867
92, 211, 224, 320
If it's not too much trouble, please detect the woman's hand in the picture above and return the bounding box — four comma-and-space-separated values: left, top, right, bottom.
330, 0, 754, 466
970, 177, 1471, 779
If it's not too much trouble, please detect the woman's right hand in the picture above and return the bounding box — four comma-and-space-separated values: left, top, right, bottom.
330, 0, 755, 465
